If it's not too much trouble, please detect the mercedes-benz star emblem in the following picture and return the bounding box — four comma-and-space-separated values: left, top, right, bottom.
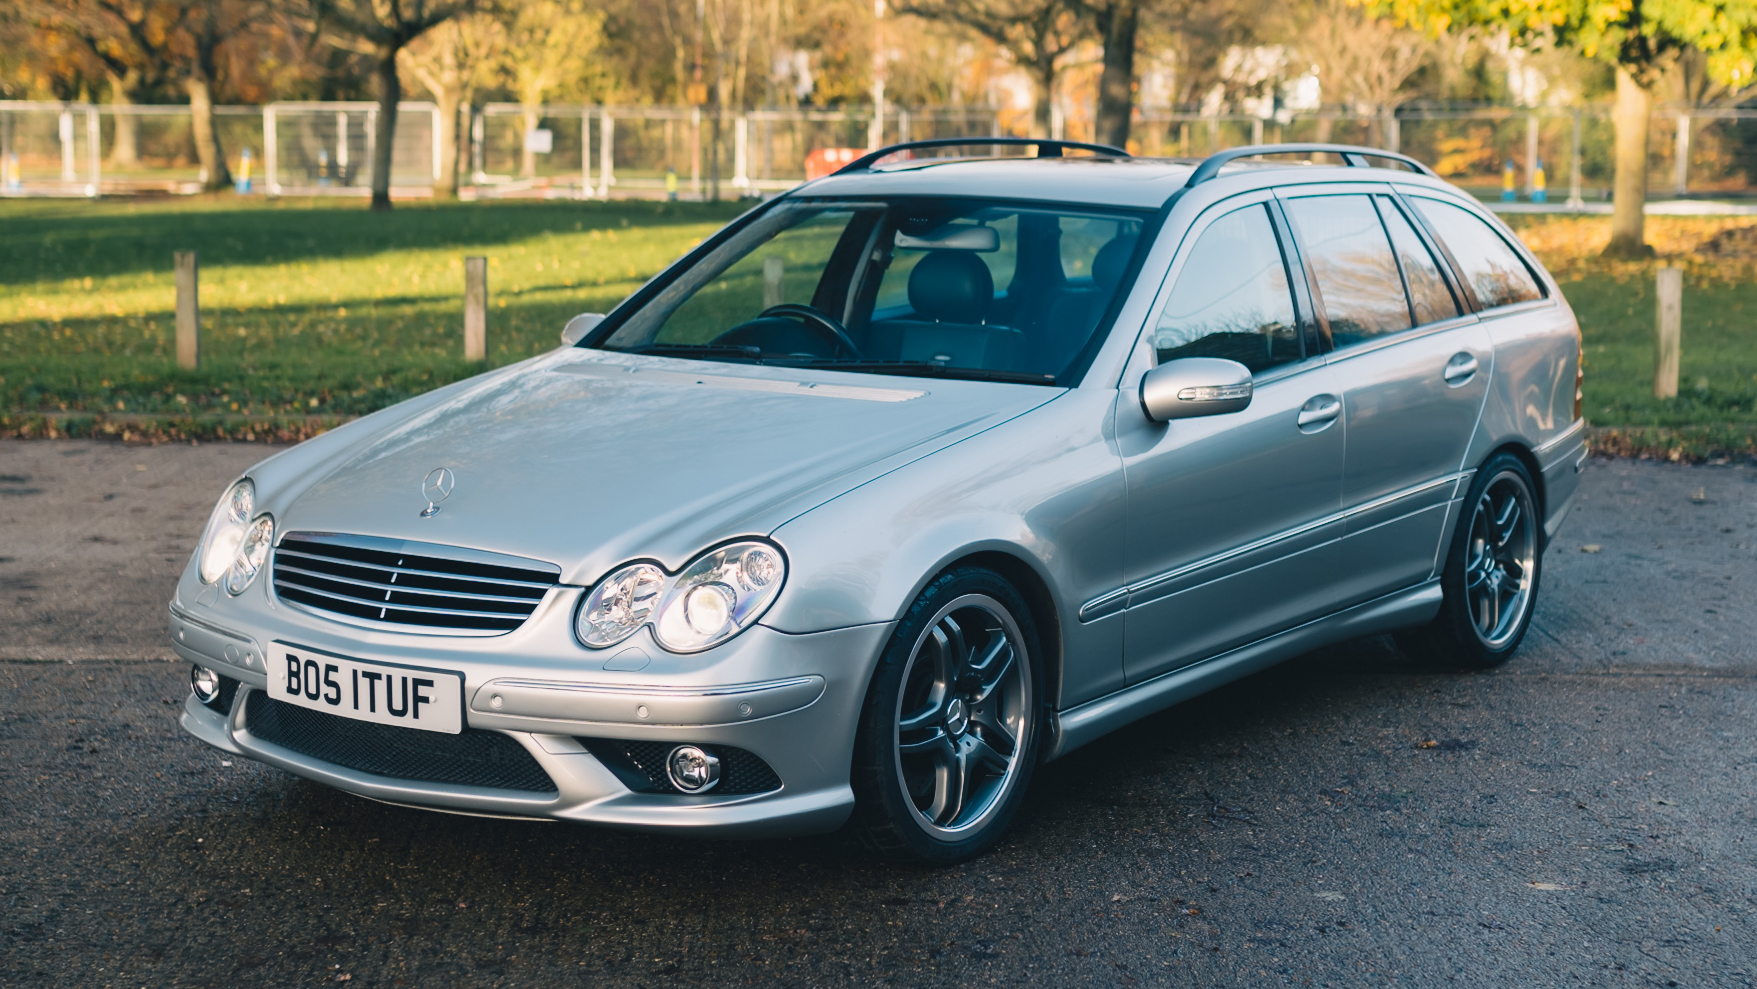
420, 467, 455, 518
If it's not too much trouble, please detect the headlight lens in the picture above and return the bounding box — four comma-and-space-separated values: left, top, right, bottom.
225, 515, 275, 595
198, 480, 254, 584
576, 562, 666, 647
576, 542, 786, 653
653, 542, 785, 653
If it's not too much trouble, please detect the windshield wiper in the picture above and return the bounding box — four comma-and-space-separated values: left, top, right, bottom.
625, 342, 764, 361
795, 360, 1058, 385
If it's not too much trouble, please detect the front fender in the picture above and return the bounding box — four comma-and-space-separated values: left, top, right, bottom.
763, 389, 1129, 707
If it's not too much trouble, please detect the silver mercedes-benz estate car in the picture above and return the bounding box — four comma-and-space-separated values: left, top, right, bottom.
175, 139, 1586, 863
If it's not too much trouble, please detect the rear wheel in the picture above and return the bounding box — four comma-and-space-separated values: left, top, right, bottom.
850, 568, 1043, 865
1398, 453, 1542, 668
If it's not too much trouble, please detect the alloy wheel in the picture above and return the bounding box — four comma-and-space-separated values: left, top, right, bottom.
892, 594, 1033, 838
1464, 471, 1538, 650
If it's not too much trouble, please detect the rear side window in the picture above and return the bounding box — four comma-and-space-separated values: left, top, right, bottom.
1282, 195, 1411, 348
1410, 197, 1544, 309
1376, 196, 1460, 326
1152, 204, 1301, 374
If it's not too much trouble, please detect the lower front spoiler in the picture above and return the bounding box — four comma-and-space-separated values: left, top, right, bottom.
180, 690, 854, 839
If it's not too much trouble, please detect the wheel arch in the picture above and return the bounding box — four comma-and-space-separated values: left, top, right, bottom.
927, 549, 1066, 712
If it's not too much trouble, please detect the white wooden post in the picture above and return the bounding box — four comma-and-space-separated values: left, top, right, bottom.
733, 115, 749, 190
464, 257, 487, 361
264, 104, 279, 196
85, 105, 100, 196
175, 252, 199, 370
432, 104, 443, 183
690, 106, 702, 196
598, 110, 613, 198
59, 107, 75, 183
1654, 266, 1681, 399
336, 111, 349, 182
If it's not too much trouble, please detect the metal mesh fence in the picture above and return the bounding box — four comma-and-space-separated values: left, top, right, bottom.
4, 100, 1754, 202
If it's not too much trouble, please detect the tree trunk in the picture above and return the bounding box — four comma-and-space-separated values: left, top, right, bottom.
186, 75, 232, 191
521, 103, 539, 179
1093, 0, 1138, 150
1605, 67, 1654, 259
434, 88, 461, 199
107, 71, 139, 169
371, 47, 401, 211
1031, 61, 1055, 139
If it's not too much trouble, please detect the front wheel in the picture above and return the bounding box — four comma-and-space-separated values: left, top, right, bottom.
850, 568, 1044, 864
1398, 453, 1542, 668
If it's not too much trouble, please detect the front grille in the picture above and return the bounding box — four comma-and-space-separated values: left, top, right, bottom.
245, 691, 557, 793
579, 738, 782, 795
273, 532, 560, 633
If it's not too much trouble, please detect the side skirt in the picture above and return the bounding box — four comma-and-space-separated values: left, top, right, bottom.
1045, 579, 1442, 760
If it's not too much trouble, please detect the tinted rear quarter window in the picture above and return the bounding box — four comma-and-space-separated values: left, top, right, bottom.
1376, 196, 1460, 326
1410, 197, 1544, 309
1282, 194, 1411, 348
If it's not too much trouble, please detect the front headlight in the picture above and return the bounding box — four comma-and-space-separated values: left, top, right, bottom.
576, 541, 785, 653
198, 480, 254, 584
225, 515, 275, 595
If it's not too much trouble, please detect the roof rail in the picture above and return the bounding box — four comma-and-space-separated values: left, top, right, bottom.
834, 137, 1130, 175
1184, 143, 1437, 187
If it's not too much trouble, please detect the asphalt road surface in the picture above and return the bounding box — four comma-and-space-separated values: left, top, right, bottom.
3, 440, 1754, 988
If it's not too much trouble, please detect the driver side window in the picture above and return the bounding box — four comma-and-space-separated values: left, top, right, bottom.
647, 210, 860, 346
1152, 203, 1301, 375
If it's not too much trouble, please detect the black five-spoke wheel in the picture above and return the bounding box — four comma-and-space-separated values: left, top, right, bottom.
1398, 452, 1543, 668
852, 568, 1042, 863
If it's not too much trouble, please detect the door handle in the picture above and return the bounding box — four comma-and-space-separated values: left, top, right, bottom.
1443, 352, 1479, 385
1297, 394, 1342, 431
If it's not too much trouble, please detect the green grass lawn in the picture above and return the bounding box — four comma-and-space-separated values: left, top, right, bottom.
2, 199, 1753, 455
0, 196, 743, 425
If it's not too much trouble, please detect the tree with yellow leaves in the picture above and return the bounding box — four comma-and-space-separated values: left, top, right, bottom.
1358, 0, 1757, 257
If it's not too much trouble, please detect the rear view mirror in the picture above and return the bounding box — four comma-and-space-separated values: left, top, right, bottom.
895, 225, 999, 252
1139, 357, 1253, 421
561, 313, 605, 346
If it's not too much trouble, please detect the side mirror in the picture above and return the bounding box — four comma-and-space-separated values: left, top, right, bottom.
560, 313, 605, 346
1139, 357, 1253, 422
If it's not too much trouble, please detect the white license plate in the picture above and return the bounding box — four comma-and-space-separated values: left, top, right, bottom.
268, 644, 463, 734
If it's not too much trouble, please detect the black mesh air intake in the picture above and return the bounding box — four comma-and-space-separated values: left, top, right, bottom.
579, 738, 782, 795
245, 691, 557, 793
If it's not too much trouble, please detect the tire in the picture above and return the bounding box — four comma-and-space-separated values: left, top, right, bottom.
849, 567, 1045, 865
1397, 452, 1543, 669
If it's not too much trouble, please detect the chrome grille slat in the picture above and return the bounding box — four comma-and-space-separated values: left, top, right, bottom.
272, 581, 539, 620
273, 533, 560, 634
272, 562, 545, 604
272, 548, 557, 589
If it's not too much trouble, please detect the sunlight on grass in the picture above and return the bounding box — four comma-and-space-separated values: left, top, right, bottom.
0, 196, 742, 417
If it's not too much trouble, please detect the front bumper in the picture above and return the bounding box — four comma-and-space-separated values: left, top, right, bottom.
172, 599, 892, 838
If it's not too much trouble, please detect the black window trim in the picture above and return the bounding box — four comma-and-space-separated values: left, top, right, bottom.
1144, 196, 1312, 377
1394, 190, 1552, 314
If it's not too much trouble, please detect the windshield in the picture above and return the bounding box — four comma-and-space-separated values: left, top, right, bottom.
593, 198, 1149, 383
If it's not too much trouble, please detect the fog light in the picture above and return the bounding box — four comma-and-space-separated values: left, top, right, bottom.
665, 745, 721, 794
190, 664, 220, 702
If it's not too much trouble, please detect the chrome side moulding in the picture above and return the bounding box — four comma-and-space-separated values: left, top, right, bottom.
1050, 579, 1444, 759
467, 675, 827, 727
1078, 474, 1469, 622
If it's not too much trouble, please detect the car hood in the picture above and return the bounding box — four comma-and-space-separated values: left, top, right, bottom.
271, 350, 1060, 585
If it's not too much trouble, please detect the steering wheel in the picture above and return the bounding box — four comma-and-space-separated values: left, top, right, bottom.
756, 304, 864, 360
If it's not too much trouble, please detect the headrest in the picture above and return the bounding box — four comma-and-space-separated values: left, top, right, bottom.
1092, 235, 1138, 291
908, 250, 993, 323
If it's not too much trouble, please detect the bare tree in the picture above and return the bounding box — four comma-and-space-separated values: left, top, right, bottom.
894, 0, 1086, 138
306, 0, 478, 210
400, 12, 502, 197
1288, 0, 1434, 145
496, 0, 602, 178
1076, 0, 1137, 148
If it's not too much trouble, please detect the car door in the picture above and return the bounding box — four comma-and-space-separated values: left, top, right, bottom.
1279, 189, 1492, 607
1116, 195, 1347, 684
